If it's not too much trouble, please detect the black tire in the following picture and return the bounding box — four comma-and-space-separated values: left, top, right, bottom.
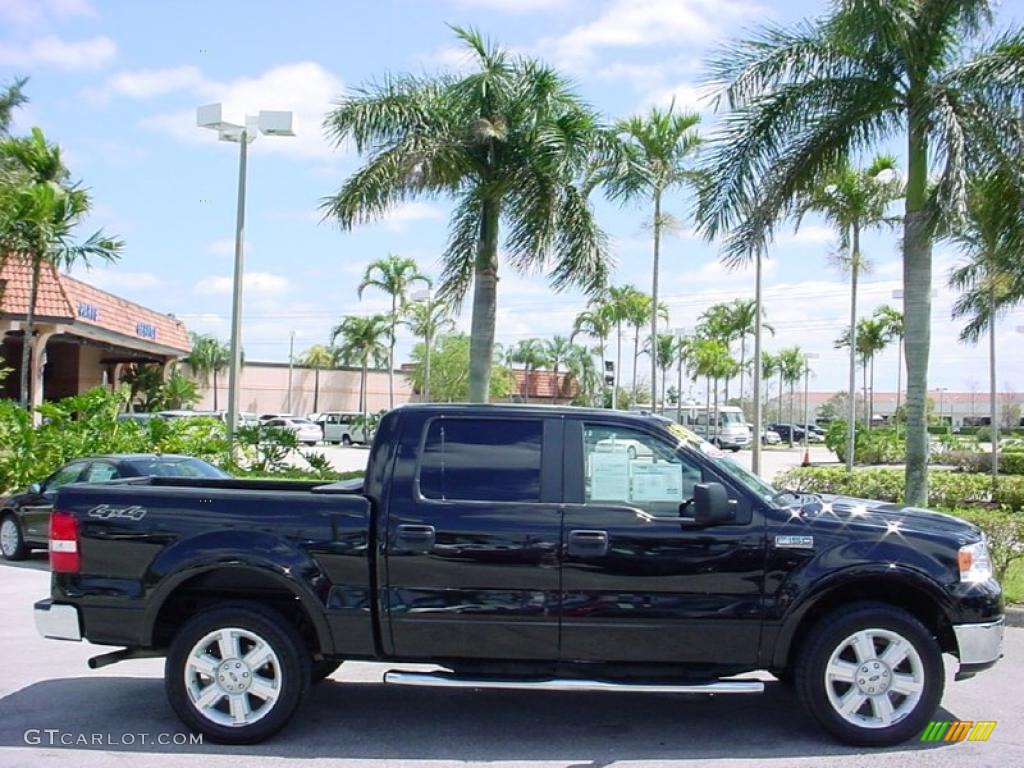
342, 434, 352, 446
165, 602, 311, 744
0, 513, 28, 561
730, 446, 740, 453
795, 602, 943, 746
311, 659, 343, 683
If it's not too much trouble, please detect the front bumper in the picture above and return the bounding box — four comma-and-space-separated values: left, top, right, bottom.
954, 617, 1004, 675
34, 599, 82, 641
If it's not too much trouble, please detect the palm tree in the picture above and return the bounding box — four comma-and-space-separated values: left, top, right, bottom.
571, 305, 613, 404
401, 297, 455, 402
357, 254, 429, 409
622, 290, 668, 397
565, 344, 600, 405
836, 317, 890, 429
510, 338, 550, 403
726, 298, 774, 408
544, 335, 573, 395
697, 302, 736, 402
794, 156, 902, 465
323, 26, 609, 403
602, 285, 641, 408
0, 128, 122, 407
597, 104, 701, 406
689, 338, 739, 445
299, 344, 337, 414
760, 352, 779, 422
696, 1, 1024, 504
653, 333, 676, 409
0, 77, 28, 136
331, 314, 390, 426
777, 347, 805, 447
874, 305, 905, 433
949, 169, 1024, 477
185, 333, 231, 411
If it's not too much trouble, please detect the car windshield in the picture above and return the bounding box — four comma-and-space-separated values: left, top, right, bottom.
664, 422, 780, 505
720, 411, 744, 425
126, 458, 229, 478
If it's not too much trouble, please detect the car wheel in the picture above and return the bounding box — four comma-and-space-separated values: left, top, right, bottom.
795, 602, 942, 746
0, 513, 28, 561
311, 660, 343, 683
165, 602, 311, 744
730, 446, 740, 453
342, 435, 352, 446
303, 441, 317, 447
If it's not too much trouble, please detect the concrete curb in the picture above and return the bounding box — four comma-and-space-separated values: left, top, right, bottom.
1005, 606, 1024, 628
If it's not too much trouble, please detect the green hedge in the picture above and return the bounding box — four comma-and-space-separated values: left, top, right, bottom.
775, 467, 1024, 512
933, 450, 1024, 475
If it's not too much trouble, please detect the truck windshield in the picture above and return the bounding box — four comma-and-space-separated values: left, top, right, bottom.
663, 421, 779, 505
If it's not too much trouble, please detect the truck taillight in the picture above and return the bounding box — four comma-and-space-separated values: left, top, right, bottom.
49, 511, 80, 573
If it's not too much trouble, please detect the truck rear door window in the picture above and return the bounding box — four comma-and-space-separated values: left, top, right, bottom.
419, 418, 543, 502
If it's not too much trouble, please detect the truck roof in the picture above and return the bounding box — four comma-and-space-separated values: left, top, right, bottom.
391, 402, 671, 424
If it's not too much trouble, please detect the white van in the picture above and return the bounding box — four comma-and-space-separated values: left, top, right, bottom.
315, 411, 367, 445
632, 404, 751, 451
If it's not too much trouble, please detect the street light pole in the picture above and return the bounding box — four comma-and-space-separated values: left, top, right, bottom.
802, 352, 820, 451
673, 326, 689, 426
286, 330, 295, 413
197, 104, 293, 445
411, 289, 434, 403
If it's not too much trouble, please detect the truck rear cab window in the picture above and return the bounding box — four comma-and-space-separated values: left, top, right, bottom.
419, 418, 543, 502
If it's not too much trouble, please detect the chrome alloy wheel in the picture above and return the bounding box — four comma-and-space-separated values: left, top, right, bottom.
0, 517, 19, 557
184, 627, 282, 727
824, 627, 925, 729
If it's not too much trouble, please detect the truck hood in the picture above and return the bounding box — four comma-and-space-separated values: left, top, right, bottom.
798, 493, 981, 542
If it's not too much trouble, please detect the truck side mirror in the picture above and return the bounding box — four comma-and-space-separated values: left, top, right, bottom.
693, 482, 737, 525
29, 482, 42, 495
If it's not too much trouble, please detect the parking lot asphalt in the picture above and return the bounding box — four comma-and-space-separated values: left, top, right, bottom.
1, 561, 1020, 767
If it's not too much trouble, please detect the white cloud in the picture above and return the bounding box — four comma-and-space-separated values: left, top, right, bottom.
194, 271, 289, 296
81, 65, 212, 105
421, 44, 478, 74
642, 81, 716, 113
539, 0, 760, 70
775, 224, 835, 247
0, 34, 116, 70
137, 62, 344, 159
0, 0, 95, 26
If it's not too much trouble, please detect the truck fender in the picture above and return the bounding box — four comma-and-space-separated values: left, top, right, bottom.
141, 529, 334, 654
769, 562, 955, 669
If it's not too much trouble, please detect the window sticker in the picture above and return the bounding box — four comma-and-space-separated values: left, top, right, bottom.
589, 451, 631, 500
630, 462, 684, 502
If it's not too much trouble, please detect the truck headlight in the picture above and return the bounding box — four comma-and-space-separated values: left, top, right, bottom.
959, 540, 992, 583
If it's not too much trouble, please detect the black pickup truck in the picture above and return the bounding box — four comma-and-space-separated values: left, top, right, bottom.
35, 404, 1004, 746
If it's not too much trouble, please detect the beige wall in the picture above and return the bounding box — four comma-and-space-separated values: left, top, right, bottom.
76, 345, 108, 392
193, 363, 415, 416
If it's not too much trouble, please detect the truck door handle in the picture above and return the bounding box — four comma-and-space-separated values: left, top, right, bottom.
567, 529, 609, 557
395, 524, 436, 552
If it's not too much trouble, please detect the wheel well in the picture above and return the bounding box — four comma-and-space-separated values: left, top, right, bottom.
781, 579, 957, 670
152, 568, 324, 656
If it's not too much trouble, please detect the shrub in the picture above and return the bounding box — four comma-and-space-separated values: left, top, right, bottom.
951, 507, 1024, 584
775, 467, 1024, 512
932, 449, 1024, 475
824, 420, 904, 465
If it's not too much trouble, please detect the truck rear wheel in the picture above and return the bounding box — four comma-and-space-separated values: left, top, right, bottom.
0, 514, 27, 561
165, 603, 311, 744
795, 602, 943, 746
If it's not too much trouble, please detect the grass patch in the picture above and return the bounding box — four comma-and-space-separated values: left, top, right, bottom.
1004, 559, 1024, 605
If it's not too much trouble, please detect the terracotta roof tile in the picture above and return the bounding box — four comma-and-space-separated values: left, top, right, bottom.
512, 369, 576, 399
1, 254, 190, 353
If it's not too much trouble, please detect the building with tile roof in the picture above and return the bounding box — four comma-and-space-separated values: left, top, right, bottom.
1, 256, 190, 409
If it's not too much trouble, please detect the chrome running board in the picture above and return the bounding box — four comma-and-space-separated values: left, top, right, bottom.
383, 671, 764, 694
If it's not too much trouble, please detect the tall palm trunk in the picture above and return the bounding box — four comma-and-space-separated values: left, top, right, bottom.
661, 366, 668, 409
903, 115, 932, 505
631, 325, 640, 397
650, 191, 662, 406
895, 337, 903, 435
614, 321, 623, 409
845, 223, 860, 471
868, 354, 875, 431
705, 376, 712, 442
738, 336, 747, 411
388, 294, 397, 410
18, 259, 41, 407
212, 368, 219, 411
360, 356, 368, 426
989, 269, 999, 479
469, 199, 500, 403
313, 367, 320, 413
863, 361, 869, 427
788, 379, 796, 448
777, 368, 784, 426
712, 377, 719, 444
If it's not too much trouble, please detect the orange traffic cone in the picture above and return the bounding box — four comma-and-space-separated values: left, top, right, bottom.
801, 448, 811, 467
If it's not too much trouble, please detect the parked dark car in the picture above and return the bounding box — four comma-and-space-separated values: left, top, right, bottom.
35, 405, 1003, 747
769, 423, 807, 442
1, 455, 228, 561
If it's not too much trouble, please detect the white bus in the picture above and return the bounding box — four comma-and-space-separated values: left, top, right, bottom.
631, 403, 751, 452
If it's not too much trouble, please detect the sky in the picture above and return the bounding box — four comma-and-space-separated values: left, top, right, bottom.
3, 0, 1024, 398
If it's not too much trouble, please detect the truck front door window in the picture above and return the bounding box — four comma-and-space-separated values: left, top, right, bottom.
419, 418, 543, 502
583, 425, 702, 516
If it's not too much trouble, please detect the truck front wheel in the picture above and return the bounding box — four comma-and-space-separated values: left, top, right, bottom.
795, 602, 943, 746
165, 603, 311, 744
